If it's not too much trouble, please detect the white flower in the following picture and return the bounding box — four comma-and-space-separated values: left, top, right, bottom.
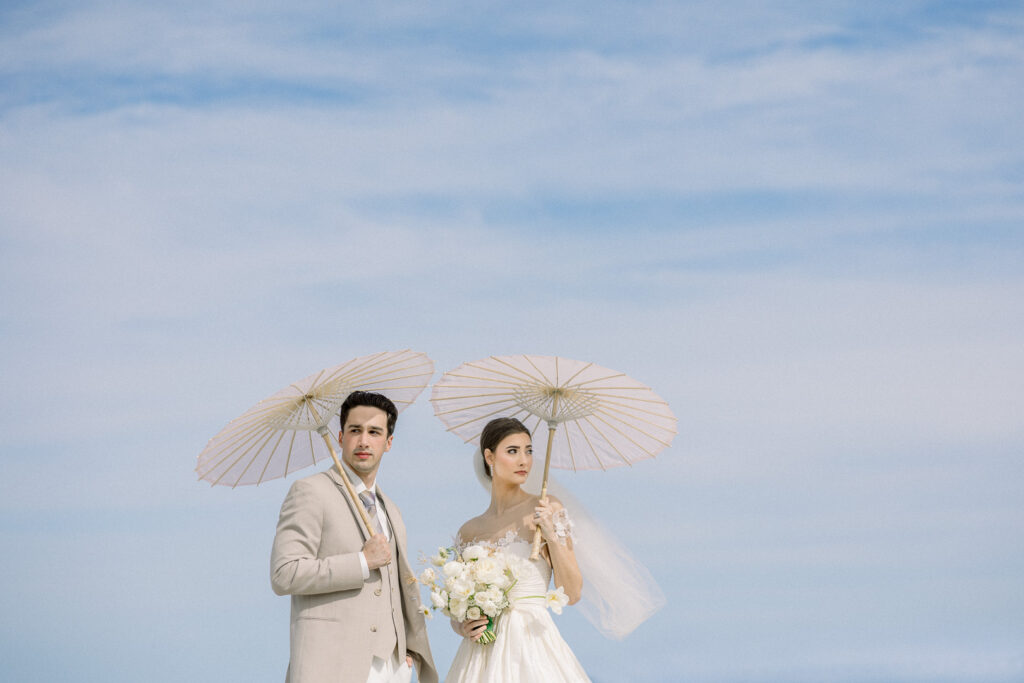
471, 557, 505, 586
442, 560, 465, 579
418, 604, 432, 619
466, 605, 482, 621
449, 598, 469, 621
448, 577, 474, 602
493, 568, 514, 591
419, 567, 436, 584
430, 590, 447, 610
474, 586, 506, 617
431, 547, 450, 567
461, 545, 486, 562
545, 586, 569, 615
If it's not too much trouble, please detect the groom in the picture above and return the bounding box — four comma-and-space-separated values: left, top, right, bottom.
271, 391, 437, 683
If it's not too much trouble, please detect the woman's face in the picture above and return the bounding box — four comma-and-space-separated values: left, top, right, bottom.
486, 431, 533, 485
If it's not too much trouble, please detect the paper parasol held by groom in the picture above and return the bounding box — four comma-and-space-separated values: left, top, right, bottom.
195, 349, 435, 537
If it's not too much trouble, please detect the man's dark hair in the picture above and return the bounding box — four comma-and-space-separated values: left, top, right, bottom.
339, 391, 398, 437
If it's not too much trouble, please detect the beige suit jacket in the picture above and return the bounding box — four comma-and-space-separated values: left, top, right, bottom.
271, 469, 437, 683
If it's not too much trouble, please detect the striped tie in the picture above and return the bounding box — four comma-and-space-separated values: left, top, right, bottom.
359, 490, 385, 536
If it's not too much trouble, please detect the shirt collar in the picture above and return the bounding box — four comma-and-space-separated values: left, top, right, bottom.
340, 461, 377, 495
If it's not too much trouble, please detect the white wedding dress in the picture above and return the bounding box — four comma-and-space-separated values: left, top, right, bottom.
444, 534, 591, 683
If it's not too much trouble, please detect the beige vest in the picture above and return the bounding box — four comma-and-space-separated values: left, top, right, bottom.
369, 507, 404, 659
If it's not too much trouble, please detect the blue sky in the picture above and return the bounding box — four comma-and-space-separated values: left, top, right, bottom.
2, 1, 1023, 681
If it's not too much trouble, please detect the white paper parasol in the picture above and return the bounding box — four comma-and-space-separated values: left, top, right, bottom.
196, 350, 434, 534
430, 354, 676, 556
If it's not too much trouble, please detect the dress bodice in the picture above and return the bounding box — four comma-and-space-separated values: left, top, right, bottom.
499, 536, 551, 602
457, 531, 551, 603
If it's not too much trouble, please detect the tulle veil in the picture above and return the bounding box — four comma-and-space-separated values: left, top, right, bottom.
472, 447, 666, 639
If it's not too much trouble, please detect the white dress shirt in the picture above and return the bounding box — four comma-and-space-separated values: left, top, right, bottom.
339, 464, 408, 683
339, 462, 391, 579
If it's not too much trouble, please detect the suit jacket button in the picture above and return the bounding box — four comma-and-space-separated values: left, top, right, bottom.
370, 626, 377, 632
374, 588, 382, 596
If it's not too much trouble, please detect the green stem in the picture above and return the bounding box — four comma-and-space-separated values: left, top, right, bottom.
477, 616, 497, 645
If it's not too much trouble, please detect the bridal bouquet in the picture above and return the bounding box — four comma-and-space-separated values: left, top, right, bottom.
416, 544, 517, 644
417, 543, 569, 644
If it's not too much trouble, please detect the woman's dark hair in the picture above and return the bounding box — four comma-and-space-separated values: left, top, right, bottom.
479, 416, 530, 479
339, 391, 398, 436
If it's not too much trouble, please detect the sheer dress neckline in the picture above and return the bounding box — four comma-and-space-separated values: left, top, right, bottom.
455, 528, 532, 551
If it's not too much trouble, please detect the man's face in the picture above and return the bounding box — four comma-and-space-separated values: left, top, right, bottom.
339, 405, 393, 485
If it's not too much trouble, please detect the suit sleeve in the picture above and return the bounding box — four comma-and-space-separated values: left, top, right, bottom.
270, 478, 366, 595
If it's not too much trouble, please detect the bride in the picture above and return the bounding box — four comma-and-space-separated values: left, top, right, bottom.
445, 417, 591, 682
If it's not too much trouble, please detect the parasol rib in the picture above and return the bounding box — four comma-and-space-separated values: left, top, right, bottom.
447, 404, 533, 436
204, 424, 278, 483
519, 355, 555, 387
590, 413, 660, 458
488, 356, 551, 386
282, 428, 300, 479
230, 426, 290, 488
438, 372, 536, 388
562, 421, 580, 472
433, 396, 522, 417
323, 358, 430, 388
593, 406, 675, 449
255, 428, 291, 485
431, 390, 534, 403
560, 361, 594, 388
580, 415, 636, 467
572, 418, 610, 471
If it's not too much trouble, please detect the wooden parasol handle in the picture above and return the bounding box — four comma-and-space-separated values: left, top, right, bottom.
529, 423, 558, 560
307, 401, 376, 540
317, 429, 375, 538
305, 398, 376, 539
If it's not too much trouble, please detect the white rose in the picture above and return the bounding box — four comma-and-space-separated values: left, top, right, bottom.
474, 587, 504, 617
475, 597, 495, 617
430, 590, 447, 609
461, 545, 486, 562
442, 560, 464, 578
472, 557, 505, 586
466, 605, 482, 621
473, 589, 497, 618
448, 578, 474, 602
450, 599, 468, 621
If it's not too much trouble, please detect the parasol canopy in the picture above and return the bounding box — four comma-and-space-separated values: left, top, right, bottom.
196, 349, 434, 488
431, 353, 677, 558
430, 354, 677, 472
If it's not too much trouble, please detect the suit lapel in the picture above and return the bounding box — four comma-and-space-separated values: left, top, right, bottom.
377, 489, 405, 559
323, 468, 372, 542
